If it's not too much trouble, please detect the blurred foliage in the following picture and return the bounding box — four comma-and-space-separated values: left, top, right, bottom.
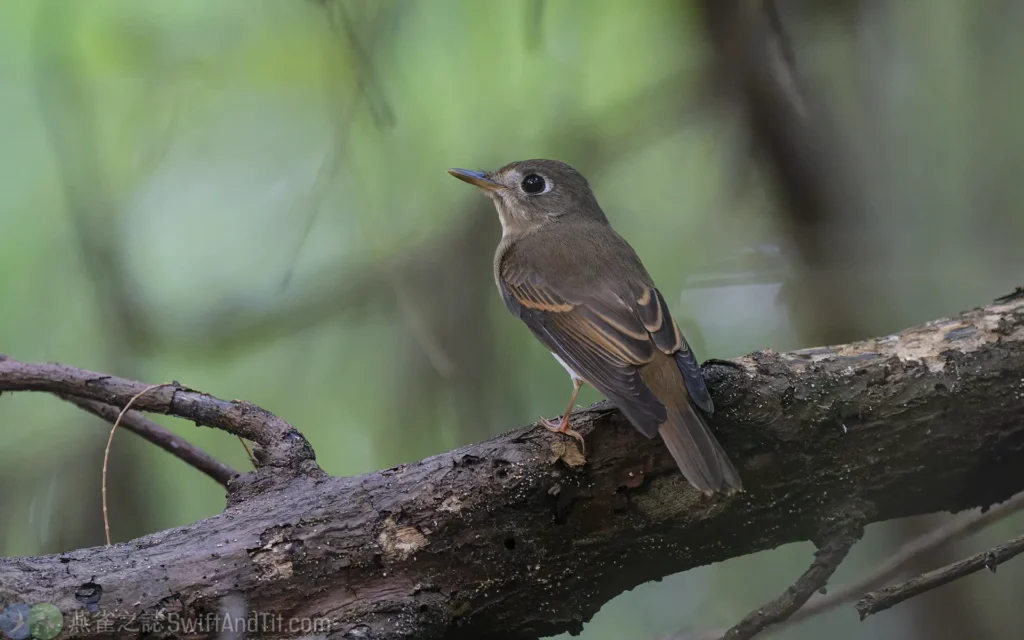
1, 1, 1023, 639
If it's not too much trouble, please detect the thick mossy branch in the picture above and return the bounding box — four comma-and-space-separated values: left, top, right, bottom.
1, 298, 1023, 640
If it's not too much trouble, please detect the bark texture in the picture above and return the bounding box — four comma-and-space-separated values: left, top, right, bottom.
2, 297, 1023, 640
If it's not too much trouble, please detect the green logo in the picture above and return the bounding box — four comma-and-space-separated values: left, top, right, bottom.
0, 604, 62, 640
27, 605, 62, 640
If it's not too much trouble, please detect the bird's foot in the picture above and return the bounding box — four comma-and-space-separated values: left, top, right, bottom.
537, 415, 586, 454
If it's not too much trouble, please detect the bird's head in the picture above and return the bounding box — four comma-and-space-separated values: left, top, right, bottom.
448, 159, 606, 236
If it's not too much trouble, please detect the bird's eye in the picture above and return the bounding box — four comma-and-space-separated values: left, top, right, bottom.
521, 174, 546, 195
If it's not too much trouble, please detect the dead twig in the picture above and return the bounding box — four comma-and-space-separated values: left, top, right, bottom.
237, 436, 257, 468
103, 383, 172, 545
793, 490, 1024, 624
721, 517, 865, 640
856, 533, 1024, 619
679, 490, 1024, 639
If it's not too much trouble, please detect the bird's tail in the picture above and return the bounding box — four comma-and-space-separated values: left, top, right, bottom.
658, 400, 742, 494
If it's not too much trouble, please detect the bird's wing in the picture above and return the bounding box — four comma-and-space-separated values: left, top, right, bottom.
633, 286, 714, 413
500, 265, 712, 437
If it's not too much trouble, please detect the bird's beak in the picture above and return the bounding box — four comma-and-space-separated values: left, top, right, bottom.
448, 168, 505, 192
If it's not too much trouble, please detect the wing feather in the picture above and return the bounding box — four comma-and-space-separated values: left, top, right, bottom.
501, 269, 714, 435
634, 285, 714, 413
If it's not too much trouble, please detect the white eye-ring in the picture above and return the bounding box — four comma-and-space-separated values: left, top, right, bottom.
520, 173, 550, 195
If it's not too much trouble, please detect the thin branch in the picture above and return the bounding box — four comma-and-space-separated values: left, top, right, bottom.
856, 534, 1024, 619
0, 355, 316, 471
790, 490, 1024, 624
103, 384, 172, 545
236, 436, 257, 468
61, 394, 237, 486
680, 490, 1024, 639
995, 286, 1024, 303
721, 518, 865, 640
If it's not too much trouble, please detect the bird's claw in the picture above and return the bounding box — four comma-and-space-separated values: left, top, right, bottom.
538, 415, 565, 431
537, 415, 586, 454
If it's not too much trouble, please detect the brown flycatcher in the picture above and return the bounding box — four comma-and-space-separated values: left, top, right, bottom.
449, 159, 742, 493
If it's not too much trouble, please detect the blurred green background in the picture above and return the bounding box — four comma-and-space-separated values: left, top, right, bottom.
2, 1, 1023, 639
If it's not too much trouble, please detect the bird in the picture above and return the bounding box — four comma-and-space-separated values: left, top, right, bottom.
448, 159, 742, 494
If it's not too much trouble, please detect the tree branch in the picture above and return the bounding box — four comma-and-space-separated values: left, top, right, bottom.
784, 488, 1024, 627
670, 484, 1024, 639
674, 487, 1024, 639
61, 394, 238, 486
1, 296, 1023, 639
0, 355, 316, 471
721, 517, 864, 640
856, 534, 1024, 619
